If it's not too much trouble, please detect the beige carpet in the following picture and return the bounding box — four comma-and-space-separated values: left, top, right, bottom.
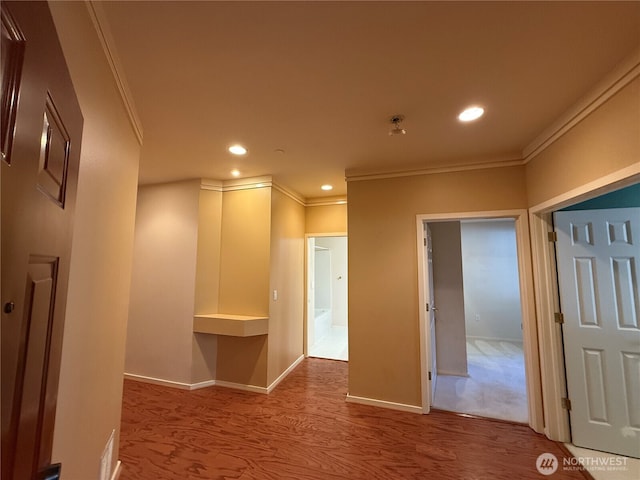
433, 338, 528, 423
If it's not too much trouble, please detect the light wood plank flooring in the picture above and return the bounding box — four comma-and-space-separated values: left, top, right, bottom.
119, 358, 591, 479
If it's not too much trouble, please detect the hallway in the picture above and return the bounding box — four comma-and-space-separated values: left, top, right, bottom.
119, 358, 587, 479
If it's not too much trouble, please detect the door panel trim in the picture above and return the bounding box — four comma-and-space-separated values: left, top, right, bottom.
528, 171, 640, 444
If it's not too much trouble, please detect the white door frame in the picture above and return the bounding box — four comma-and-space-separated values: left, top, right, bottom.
304, 232, 348, 357
416, 210, 544, 433
529, 165, 640, 442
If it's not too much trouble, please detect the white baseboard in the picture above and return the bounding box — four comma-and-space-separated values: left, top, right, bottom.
124, 373, 192, 390
345, 394, 423, 414
124, 355, 304, 394
111, 460, 122, 480
467, 335, 523, 344
124, 373, 216, 391
267, 355, 304, 393
214, 380, 268, 394
190, 379, 217, 390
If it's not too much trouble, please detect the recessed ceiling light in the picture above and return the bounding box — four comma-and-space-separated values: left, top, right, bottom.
321, 184, 333, 191
230, 169, 240, 177
458, 106, 484, 122
228, 144, 248, 155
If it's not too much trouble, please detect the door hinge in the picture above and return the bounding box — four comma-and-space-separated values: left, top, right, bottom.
562, 397, 572, 411
424, 237, 427, 246
428, 371, 432, 381
426, 303, 429, 312
548, 231, 558, 242
555, 312, 564, 324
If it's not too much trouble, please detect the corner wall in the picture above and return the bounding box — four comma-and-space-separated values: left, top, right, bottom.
347, 166, 527, 407
126, 180, 201, 385
268, 189, 305, 385
48, 2, 141, 478
216, 186, 271, 386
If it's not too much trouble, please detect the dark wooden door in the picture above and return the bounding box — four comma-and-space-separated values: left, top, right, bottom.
1, 2, 83, 478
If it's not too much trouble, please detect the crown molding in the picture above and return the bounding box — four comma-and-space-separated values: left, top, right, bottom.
272, 182, 306, 207
200, 176, 272, 192
305, 196, 348, 207
523, 47, 640, 163
200, 179, 223, 192
85, 1, 144, 145
346, 158, 524, 183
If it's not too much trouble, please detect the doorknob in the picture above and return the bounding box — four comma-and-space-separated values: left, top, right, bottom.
432, 306, 438, 311
3, 302, 15, 314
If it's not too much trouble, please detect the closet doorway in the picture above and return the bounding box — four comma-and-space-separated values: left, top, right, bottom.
306, 236, 348, 361
428, 219, 527, 423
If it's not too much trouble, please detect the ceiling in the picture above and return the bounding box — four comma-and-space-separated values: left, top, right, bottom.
100, 1, 640, 199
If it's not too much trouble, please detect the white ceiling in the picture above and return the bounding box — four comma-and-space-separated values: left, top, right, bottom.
100, 1, 640, 199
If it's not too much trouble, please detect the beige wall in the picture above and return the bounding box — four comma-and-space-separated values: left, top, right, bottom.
49, 2, 141, 478
305, 203, 348, 233
192, 189, 222, 383
347, 166, 527, 407
126, 180, 201, 385
216, 186, 272, 386
194, 189, 223, 314
430, 222, 467, 376
526, 78, 640, 207
218, 187, 271, 316
268, 190, 305, 384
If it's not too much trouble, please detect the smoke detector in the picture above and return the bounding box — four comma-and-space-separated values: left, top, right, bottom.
389, 115, 406, 136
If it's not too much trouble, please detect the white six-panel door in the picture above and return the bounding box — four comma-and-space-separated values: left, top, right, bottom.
554, 207, 640, 458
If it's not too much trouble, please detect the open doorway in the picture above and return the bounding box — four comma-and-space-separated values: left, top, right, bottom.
416, 210, 542, 432
306, 236, 348, 361
530, 180, 640, 478
429, 219, 527, 423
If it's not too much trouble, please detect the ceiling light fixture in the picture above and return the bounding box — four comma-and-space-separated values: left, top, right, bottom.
231, 169, 240, 177
228, 144, 248, 155
321, 184, 333, 191
389, 115, 406, 136
458, 106, 484, 122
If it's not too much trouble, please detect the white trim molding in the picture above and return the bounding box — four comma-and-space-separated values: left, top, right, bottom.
345, 394, 423, 414
124, 355, 304, 394
272, 182, 306, 207
345, 158, 523, 183
190, 380, 217, 390
305, 196, 348, 207
524, 48, 640, 163
529, 211, 571, 443
110, 460, 122, 480
124, 373, 193, 390
527, 165, 639, 443
267, 355, 304, 393
530, 164, 640, 214
85, 1, 144, 145
415, 210, 544, 433
123, 373, 215, 391
214, 380, 268, 395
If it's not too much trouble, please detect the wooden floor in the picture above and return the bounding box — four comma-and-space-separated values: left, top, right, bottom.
119, 358, 590, 479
